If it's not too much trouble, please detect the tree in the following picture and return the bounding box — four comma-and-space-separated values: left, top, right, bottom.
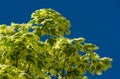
0, 8, 112, 79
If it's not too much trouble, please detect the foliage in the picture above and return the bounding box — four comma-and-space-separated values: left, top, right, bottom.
0, 8, 112, 79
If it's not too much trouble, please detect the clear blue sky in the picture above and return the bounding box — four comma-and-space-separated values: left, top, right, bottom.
0, 0, 120, 79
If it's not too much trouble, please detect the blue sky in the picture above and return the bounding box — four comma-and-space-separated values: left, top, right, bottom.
0, 0, 120, 79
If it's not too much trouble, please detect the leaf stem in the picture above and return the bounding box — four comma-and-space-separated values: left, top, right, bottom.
26, 63, 31, 74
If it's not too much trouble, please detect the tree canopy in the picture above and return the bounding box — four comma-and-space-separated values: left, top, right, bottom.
0, 8, 112, 79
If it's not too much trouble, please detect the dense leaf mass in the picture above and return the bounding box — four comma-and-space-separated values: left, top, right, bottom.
0, 8, 112, 79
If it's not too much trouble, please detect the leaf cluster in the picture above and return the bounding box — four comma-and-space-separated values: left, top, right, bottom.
0, 8, 112, 79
